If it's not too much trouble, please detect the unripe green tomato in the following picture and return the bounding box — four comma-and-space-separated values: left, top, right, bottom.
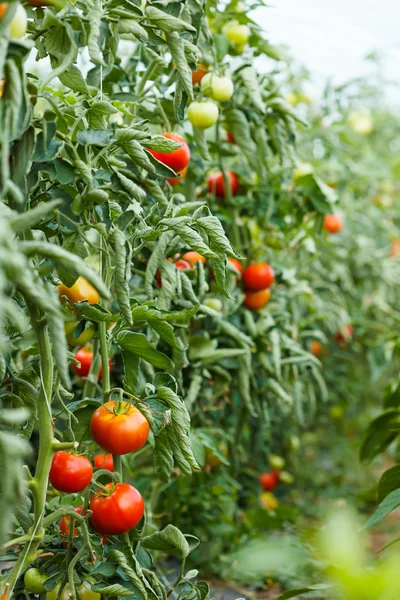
289, 435, 300, 451
204, 298, 223, 312
223, 21, 250, 47
279, 470, 294, 485
46, 581, 100, 600
268, 454, 285, 470
201, 73, 234, 102
64, 320, 95, 346
24, 568, 47, 594
187, 101, 219, 129
9, 4, 27, 38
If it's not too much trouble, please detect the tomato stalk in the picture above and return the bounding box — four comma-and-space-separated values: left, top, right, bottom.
2, 303, 54, 593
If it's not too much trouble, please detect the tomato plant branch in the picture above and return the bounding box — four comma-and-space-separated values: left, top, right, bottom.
2, 302, 55, 593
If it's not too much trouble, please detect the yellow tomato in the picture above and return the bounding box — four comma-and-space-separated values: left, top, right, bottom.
64, 320, 95, 346
260, 492, 278, 510
58, 276, 100, 305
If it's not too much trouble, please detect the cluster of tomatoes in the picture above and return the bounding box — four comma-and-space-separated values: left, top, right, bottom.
258, 455, 294, 511
186, 21, 250, 130
242, 262, 275, 310
49, 400, 149, 537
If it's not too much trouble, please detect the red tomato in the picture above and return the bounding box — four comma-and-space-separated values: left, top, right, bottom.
49, 452, 93, 493
60, 506, 84, 537
243, 289, 271, 310
90, 483, 144, 535
228, 258, 243, 275
259, 471, 279, 491
166, 166, 188, 186
310, 340, 323, 356
90, 400, 149, 455
226, 131, 236, 144
175, 259, 193, 270
148, 133, 190, 173
93, 453, 114, 472
182, 251, 206, 265
243, 263, 275, 291
0, 3, 7, 17
323, 214, 343, 234
73, 348, 112, 380
207, 171, 239, 198
335, 325, 354, 345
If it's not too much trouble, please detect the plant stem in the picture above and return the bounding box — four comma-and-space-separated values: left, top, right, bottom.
2, 303, 54, 594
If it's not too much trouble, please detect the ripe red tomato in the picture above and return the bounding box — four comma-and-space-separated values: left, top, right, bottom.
259, 471, 279, 491
93, 453, 114, 472
90, 400, 149, 455
243, 263, 275, 291
226, 131, 236, 144
166, 166, 188, 186
73, 347, 112, 380
60, 506, 84, 537
323, 213, 343, 234
58, 276, 100, 305
175, 258, 193, 270
243, 289, 271, 310
49, 451, 93, 493
310, 340, 323, 356
182, 251, 206, 265
90, 483, 144, 535
148, 133, 190, 173
0, 3, 7, 17
335, 324, 354, 345
207, 170, 239, 197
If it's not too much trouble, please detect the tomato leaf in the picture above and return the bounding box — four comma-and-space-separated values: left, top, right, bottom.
117, 331, 174, 370
362, 489, 400, 530
141, 524, 191, 558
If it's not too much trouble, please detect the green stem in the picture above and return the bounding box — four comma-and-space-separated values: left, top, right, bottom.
2, 303, 54, 594
99, 322, 110, 394
167, 558, 186, 597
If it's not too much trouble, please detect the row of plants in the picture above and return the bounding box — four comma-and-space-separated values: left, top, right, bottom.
1, 0, 400, 595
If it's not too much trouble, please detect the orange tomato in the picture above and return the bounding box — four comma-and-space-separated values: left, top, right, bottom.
58, 276, 100, 305
192, 63, 209, 85
182, 251, 206, 265
243, 288, 271, 310
0, 3, 7, 18
323, 214, 343, 234
310, 340, 323, 356
167, 166, 188, 186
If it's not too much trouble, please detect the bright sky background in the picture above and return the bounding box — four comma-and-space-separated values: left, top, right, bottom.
255, 0, 400, 103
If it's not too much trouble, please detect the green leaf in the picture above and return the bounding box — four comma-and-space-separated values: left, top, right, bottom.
141, 524, 191, 558
239, 66, 265, 113
166, 32, 193, 101
117, 331, 174, 370
145, 6, 196, 34
77, 130, 114, 146
362, 489, 400, 530
378, 465, 400, 502
276, 586, 331, 600
360, 410, 400, 463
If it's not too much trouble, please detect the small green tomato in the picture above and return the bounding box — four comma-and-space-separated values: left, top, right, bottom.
24, 568, 47, 594
222, 20, 250, 48
9, 4, 27, 38
201, 73, 234, 102
204, 298, 223, 312
268, 454, 285, 470
187, 100, 219, 129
